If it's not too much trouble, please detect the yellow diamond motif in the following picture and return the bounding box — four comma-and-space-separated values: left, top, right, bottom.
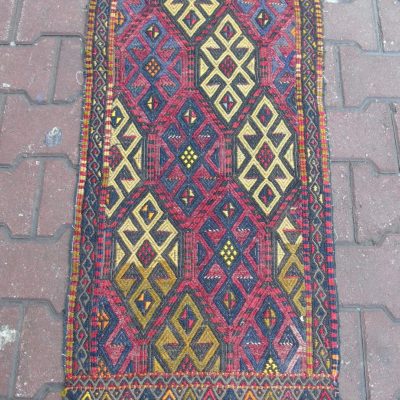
220, 240, 238, 267
236, 95, 296, 218
180, 145, 198, 169
198, 13, 256, 124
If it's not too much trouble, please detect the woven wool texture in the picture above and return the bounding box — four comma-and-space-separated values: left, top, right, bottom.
63, 1, 340, 399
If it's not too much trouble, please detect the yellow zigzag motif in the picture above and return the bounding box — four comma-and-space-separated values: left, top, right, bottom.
199, 13, 256, 123
107, 96, 143, 218
276, 216, 305, 318
114, 192, 180, 329
236, 95, 296, 218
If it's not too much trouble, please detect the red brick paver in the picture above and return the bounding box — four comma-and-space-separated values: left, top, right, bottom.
16, 305, 63, 397
364, 310, 400, 400
0, 160, 40, 235
0, 304, 21, 396
0, 0, 16, 42
0, 1, 400, 399
37, 160, 77, 236
340, 46, 400, 107
0, 231, 71, 313
17, 0, 86, 43
0, 96, 81, 164
0, 38, 58, 103
54, 38, 84, 102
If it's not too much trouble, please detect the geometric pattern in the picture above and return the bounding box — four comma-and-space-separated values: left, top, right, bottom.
197, 190, 260, 326
275, 205, 306, 318
198, 13, 257, 124
152, 292, 222, 372
64, 0, 340, 399
107, 96, 144, 218
162, 0, 222, 38
118, 14, 184, 122
240, 293, 306, 373
235, 94, 298, 219
112, 191, 182, 331
159, 98, 222, 218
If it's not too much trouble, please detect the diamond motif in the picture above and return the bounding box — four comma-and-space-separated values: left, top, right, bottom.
180, 146, 199, 169
218, 55, 237, 79
154, 293, 221, 372
183, 10, 200, 29
144, 57, 161, 78
263, 306, 277, 330
220, 93, 236, 113
256, 142, 274, 169
137, 240, 157, 267
135, 290, 154, 316
139, 89, 166, 121
221, 21, 236, 40
113, 192, 181, 330
257, 104, 273, 127
178, 99, 205, 133
146, 23, 161, 41
215, 282, 244, 325
256, 10, 270, 28
251, 5, 276, 35
220, 240, 238, 267
175, 183, 204, 216
178, 304, 198, 334
139, 200, 158, 225
235, 94, 297, 218
183, 108, 198, 126
162, 0, 221, 38
111, 105, 124, 129
198, 13, 257, 124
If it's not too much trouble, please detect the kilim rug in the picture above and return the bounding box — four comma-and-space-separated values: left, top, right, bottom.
63, 0, 339, 399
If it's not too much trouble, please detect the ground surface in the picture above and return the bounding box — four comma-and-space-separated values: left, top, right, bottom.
0, 0, 399, 399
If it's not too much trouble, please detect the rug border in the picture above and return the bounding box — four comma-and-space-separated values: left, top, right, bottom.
64, 0, 99, 377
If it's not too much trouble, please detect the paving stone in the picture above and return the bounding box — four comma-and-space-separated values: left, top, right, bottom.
328, 104, 398, 172
16, 305, 63, 398
38, 160, 77, 236
336, 237, 400, 317
324, 45, 341, 107
0, 0, 15, 42
330, 163, 354, 242
0, 160, 40, 235
0, 305, 21, 396
0, 231, 70, 313
17, 0, 87, 43
364, 310, 400, 400
323, 0, 377, 50
379, 0, 400, 51
392, 103, 400, 153
0, 96, 81, 164
0, 38, 57, 103
339, 311, 365, 400
340, 46, 400, 107
353, 163, 400, 242
54, 39, 84, 102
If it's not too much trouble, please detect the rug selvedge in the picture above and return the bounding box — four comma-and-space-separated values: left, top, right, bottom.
63, 0, 339, 398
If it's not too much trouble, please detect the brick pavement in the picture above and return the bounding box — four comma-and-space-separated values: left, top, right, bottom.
0, 0, 399, 399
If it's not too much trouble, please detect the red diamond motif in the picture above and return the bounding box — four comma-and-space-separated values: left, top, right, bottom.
256, 142, 274, 169
137, 239, 156, 267
218, 55, 237, 79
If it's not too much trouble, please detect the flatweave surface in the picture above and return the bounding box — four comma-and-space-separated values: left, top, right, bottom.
63, 0, 339, 399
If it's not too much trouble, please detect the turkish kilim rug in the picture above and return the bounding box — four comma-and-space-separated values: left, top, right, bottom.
64, 0, 339, 399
